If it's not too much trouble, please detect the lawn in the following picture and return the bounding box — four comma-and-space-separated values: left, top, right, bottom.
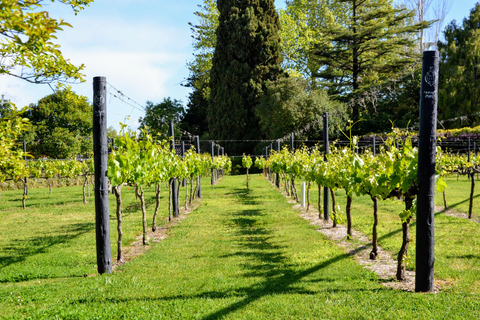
0, 174, 479, 319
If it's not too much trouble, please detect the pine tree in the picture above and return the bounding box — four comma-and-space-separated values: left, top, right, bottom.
312, 0, 430, 120
209, 0, 284, 154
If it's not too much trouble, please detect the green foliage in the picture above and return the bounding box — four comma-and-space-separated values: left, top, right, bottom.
209, 0, 285, 153
0, 0, 93, 84
256, 76, 347, 139
311, 0, 430, 119
438, 3, 480, 128
279, 0, 348, 80
25, 85, 92, 159
138, 98, 185, 138
242, 154, 253, 170
0, 106, 30, 182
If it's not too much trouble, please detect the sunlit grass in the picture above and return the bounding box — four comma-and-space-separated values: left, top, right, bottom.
0, 175, 479, 318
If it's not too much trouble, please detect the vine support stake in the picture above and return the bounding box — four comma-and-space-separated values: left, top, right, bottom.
93, 76, 112, 275
275, 140, 280, 188
169, 121, 179, 218
23, 140, 28, 196
416, 50, 438, 293
372, 136, 376, 156
323, 112, 330, 221
211, 141, 215, 186
195, 136, 202, 198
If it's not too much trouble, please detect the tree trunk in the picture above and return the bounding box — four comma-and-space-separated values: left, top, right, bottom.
469, 172, 475, 219
370, 196, 379, 260
291, 176, 298, 202
152, 183, 161, 232
346, 194, 353, 239
318, 184, 322, 219
189, 177, 194, 205
135, 186, 147, 245
22, 180, 27, 210
185, 178, 189, 210
396, 195, 413, 281
306, 181, 311, 211
113, 185, 124, 263
330, 188, 337, 228
83, 175, 88, 204
168, 178, 173, 222
246, 169, 249, 188
443, 190, 447, 209
48, 178, 52, 194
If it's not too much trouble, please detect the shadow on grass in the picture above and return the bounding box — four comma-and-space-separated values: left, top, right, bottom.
0, 222, 94, 283
441, 193, 480, 212
225, 187, 261, 205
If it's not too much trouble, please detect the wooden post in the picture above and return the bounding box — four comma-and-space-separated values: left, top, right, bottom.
416, 50, 438, 293
323, 112, 330, 221
93, 76, 112, 274
169, 121, 179, 217
195, 136, 201, 198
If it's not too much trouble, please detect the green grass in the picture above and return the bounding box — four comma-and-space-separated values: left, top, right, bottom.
1, 175, 480, 319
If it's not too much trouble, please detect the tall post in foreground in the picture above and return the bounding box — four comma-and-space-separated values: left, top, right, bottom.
323, 112, 330, 221
416, 50, 438, 293
93, 76, 112, 274
169, 121, 179, 218
195, 136, 201, 198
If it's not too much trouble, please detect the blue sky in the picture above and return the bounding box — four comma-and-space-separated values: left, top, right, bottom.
0, 0, 477, 131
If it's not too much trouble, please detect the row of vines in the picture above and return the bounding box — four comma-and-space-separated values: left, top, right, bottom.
106, 125, 232, 262
243, 129, 479, 281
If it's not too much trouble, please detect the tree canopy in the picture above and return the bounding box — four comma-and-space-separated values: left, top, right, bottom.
25, 86, 92, 159
311, 0, 430, 120
209, 0, 285, 153
438, 2, 480, 128
0, 0, 93, 84
138, 98, 185, 138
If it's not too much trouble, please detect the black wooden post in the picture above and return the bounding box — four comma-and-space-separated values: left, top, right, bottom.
290, 133, 294, 151
211, 141, 215, 186
372, 136, 376, 156
93, 76, 112, 274
195, 136, 201, 198
468, 138, 471, 162
416, 50, 439, 293
169, 121, 179, 218
181, 141, 186, 187
275, 140, 280, 188
323, 112, 330, 221
23, 140, 28, 196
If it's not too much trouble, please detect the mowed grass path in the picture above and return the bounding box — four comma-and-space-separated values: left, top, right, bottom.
1, 175, 480, 319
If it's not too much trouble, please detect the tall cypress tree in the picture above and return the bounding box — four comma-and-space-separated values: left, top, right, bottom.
209, 0, 284, 154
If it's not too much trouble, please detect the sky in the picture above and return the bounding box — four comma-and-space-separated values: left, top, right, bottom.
0, 0, 478, 132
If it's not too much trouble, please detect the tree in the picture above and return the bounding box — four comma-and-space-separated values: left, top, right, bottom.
138, 98, 185, 137
401, 0, 452, 52
182, 0, 218, 138
0, 105, 29, 183
279, 0, 349, 81
311, 0, 430, 120
0, 95, 15, 118
437, 3, 480, 128
256, 76, 347, 139
209, 0, 285, 154
25, 86, 93, 158
0, 0, 93, 84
